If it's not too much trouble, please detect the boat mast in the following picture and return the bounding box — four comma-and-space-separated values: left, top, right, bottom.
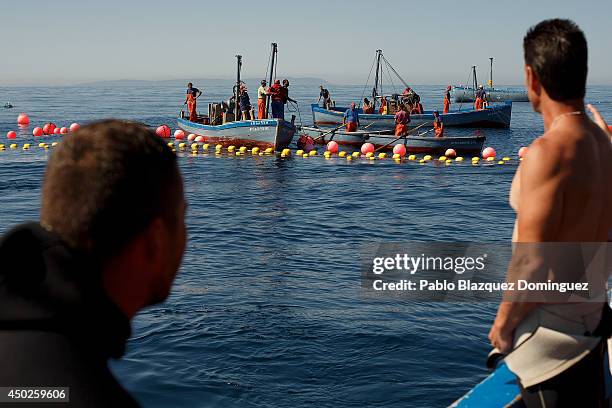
489, 57, 494, 88
472, 65, 478, 91
266, 43, 278, 119
372, 49, 382, 110
235, 54, 242, 120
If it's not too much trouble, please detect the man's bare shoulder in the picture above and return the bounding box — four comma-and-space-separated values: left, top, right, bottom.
523, 134, 565, 176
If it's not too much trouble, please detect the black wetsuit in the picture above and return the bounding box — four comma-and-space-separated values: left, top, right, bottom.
0, 223, 140, 408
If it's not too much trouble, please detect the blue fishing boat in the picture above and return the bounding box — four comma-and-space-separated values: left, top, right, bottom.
176, 43, 296, 150
453, 59, 529, 103
311, 102, 512, 130
299, 125, 485, 154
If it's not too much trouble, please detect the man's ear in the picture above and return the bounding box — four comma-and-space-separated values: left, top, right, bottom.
141, 218, 167, 269
525, 65, 541, 95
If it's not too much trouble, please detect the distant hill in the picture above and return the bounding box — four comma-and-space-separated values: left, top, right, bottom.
77, 77, 331, 87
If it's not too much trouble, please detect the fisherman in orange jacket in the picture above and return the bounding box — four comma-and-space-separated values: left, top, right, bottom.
185, 83, 202, 122
394, 104, 410, 136
443, 85, 451, 114
474, 85, 486, 110
433, 109, 444, 137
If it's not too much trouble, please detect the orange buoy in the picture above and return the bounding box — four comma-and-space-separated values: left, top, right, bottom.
69, 123, 80, 132
360, 142, 375, 155
33, 127, 43, 137
53, 127, 61, 135
482, 147, 496, 159
60, 127, 68, 134
174, 129, 186, 139
327, 141, 339, 154
187, 133, 196, 142
393, 144, 407, 157
43, 123, 56, 135
7, 131, 17, 139
195, 136, 204, 143
17, 113, 30, 126
444, 148, 456, 158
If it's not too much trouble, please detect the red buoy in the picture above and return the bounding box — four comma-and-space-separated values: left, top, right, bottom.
482, 147, 496, 159
43, 123, 56, 135
60, 127, 68, 134
33, 127, 44, 137
195, 136, 204, 142
17, 113, 30, 126
327, 141, 339, 154
174, 129, 186, 140
69, 123, 80, 132
393, 144, 407, 157
360, 142, 375, 155
53, 127, 61, 135
156, 125, 171, 138
444, 148, 457, 158
7, 131, 17, 139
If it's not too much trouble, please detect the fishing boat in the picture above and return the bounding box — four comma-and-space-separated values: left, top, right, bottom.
453, 59, 529, 103
311, 102, 512, 130
177, 43, 296, 151
299, 125, 485, 154
312, 51, 512, 130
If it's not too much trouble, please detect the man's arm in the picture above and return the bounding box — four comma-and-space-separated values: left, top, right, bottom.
489, 137, 565, 352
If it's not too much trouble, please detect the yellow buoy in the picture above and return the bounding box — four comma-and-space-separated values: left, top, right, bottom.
471, 157, 479, 161
191, 143, 198, 150
202, 143, 210, 149
338, 151, 347, 157
309, 150, 317, 156
252, 147, 260, 154
445, 159, 452, 165
439, 156, 447, 161
228, 145, 236, 152
365, 152, 374, 158
52, 142, 58, 147
503, 157, 510, 161
324, 150, 332, 156
259, 152, 264, 156
456, 157, 464, 162
296, 149, 304, 156
486, 157, 495, 162
303, 153, 309, 158
423, 155, 432, 161
352, 151, 360, 158
239, 146, 247, 153
369, 156, 375, 161
167, 142, 174, 147
347, 155, 353, 161
10, 144, 17, 149
498, 160, 505, 165
265, 147, 274, 154
178, 142, 186, 149
408, 154, 416, 161
378, 153, 386, 159
393, 153, 401, 159
215, 144, 223, 150
419, 159, 426, 164
39, 143, 46, 148
280, 153, 287, 158
23, 144, 30, 150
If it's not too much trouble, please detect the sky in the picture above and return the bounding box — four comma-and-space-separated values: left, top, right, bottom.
1, 0, 611, 86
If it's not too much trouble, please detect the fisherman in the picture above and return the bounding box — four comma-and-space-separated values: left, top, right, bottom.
343, 102, 360, 132
433, 109, 444, 137
474, 85, 487, 110
239, 85, 252, 120
443, 85, 452, 114
362, 98, 374, 114
268, 79, 284, 119
281, 79, 297, 108
379, 97, 388, 115
0, 120, 186, 407
318, 85, 331, 109
394, 104, 410, 136
184, 82, 202, 122
257, 80, 268, 119
488, 19, 612, 407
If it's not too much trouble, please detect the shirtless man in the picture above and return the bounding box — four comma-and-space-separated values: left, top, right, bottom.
488, 19, 612, 407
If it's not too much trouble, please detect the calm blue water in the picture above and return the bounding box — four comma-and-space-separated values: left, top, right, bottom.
1, 83, 611, 407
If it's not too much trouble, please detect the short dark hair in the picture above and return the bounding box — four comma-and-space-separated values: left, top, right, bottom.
523, 19, 588, 101
41, 120, 182, 261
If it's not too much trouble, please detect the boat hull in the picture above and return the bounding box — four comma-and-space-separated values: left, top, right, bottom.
177, 117, 295, 150
453, 86, 528, 103
311, 103, 512, 130
299, 126, 485, 154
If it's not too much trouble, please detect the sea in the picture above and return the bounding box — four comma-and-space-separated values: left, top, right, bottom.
0, 82, 610, 407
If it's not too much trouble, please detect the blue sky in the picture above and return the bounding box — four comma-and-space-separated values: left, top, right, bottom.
1, 0, 610, 86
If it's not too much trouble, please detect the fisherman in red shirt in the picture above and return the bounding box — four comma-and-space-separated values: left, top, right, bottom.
394, 104, 410, 136
268, 80, 284, 119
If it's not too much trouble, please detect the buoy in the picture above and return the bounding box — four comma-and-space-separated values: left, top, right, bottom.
408, 154, 416, 161
346, 155, 353, 161
419, 159, 426, 164
53, 128, 61, 135
445, 148, 456, 158
369, 156, 375, 161
43, 123, 56, 135
456, 157, 464, 162
365, 152, 374, 158
361, 142, 375, 155
482, 147, 496, 159
202, 144, 210, 149
33, 127, 43, 137
309, 150, 317, 156
7, 131, 17, 139
327, 141, 339, 154
303, 153, 309, 158
194, 136, 204, 143
423, 155, 432, 161
156, 124, 171, 138
69, 123, 80, 132
174, 129, 186, 139
10, 144, 17, 149
38, 142, 46, 148
265, 147, 274, 154
518, 146, 528, 159
324, 151, 331, 156
228, 145, 236, 152
445, 159, 452, 165
281, 148, 291, 156
23, 143, 30, 149
252, 147, 260, 154
471, 157, 479, 162
378, 152, 387, 159
191, 143, 198, 150
178, 142, 186, 149
393, 144, 407, 157
239, 146, 247, 153
60, 127, 68, 134
502, 157, 510, 162
439, 156, 447, 161
393, 153, 401, 159
167, 142, 174, 148
497, 160, 505, 165
338, 151, 347, 157
17, 113, 30, 126
486, 157, 495, 162
187, 133, 196, 142
296, 149, 304, 156
352, 151, 360, 158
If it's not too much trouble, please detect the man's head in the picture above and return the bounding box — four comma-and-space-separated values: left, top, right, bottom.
523, 19, 587, 111
187, 82, 193, 89
41, 120, 186, 315
282, 79, 289, 87
320, 85, 324, 90
350, 102, 356, 109
261, 80, 266, 86
274, 79, 281, 85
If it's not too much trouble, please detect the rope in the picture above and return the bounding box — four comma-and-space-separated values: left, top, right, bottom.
359, 54, 377, 108
288, 101, 304, 127
381, 55, 409, 89
458, 68, 473, 111
383, 59, 397, 95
